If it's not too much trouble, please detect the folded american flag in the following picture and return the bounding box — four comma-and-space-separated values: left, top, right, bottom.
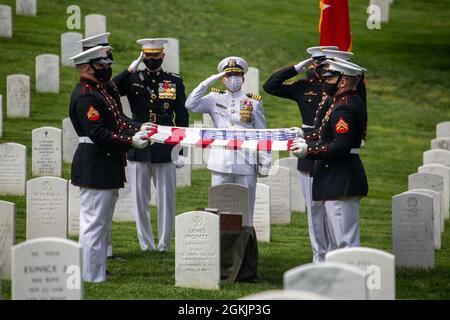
145, 125, 297, 151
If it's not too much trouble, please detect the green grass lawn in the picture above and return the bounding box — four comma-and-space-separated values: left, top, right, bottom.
1, 0, 450, 299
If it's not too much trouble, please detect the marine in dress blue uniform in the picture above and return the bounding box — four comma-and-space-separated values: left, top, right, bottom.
68, 46, 149, 282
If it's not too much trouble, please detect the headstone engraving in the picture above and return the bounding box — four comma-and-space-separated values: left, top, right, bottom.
0, 201, 15, 280
325, 247, 395, 300
274, 157, 306, 212
36, 54, 60, 93
258, 166, 291, 224
26, 177, 68, 240
12, 238, 82, 300
209, 183, 249, 226
7, 74, 30, 118
254, 183, 270, 242
0, 143, 27, 196
418, 164, 449, 221
392, 192, 434, 269
32, 127, 62, 177
284, 262, 367, 300
0, 5, 12, 38
423, 149, 450, 167
16, 0, 36, 16
175, 211, 220, 290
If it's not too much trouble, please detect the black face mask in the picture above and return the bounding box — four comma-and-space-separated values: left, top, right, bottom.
144, 58, 163, 71
323, 75, 342, 96
105, 67, 113, 81
90, 63, 109, 82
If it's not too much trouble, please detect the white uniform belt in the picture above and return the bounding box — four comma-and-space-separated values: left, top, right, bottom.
350, 148, 360, 154
79, 136, 94, 144
301, 124, 314, 129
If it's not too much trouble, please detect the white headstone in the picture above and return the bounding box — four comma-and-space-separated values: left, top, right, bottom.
0, 95, 3, 137
254, 183, 270, 242
209, 183, 249, 226
370, 0, 390, 22
12, 238, 82, 300
84, 14, 106, 38
423, 149, 450, 167
175, 147, 192, 187
0, 143, 27, 196
0, 201, 15, 280
408, 172, 444, 230
284, 262, 367, 300
0, 5, 12, 38
418, 164, 449, 221
113, 166, 134, 221
325, 247, 395, 300
431, 138, 450, 151
161, 37, 179, 74
392, 192, 434, 269
436, 121, 450, 138
60, 32, 83, 67
32, 127, 62, 177
274, 157, 305, 212
35, 54, 59, 93
26, 177, 68, 240
258, 166, 291, 224
62, 118, 78, 163
175, 211, 220, 290
16, 0, 36, 16
7, 74, 30, 118
405, 189, 441, 249
241, 290, 328, 300
68, 182, 80, 237
241, 67, 260, 95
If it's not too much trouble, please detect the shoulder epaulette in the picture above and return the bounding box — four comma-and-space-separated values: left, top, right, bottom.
246, 93, 262, 101
211, 87, 225, 94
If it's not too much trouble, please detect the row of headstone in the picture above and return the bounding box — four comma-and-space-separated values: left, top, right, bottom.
276, 247, 395, 300
390, 121, 450, 269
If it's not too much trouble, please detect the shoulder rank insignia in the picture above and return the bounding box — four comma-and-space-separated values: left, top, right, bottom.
246, 93, 262, 101
211, 88, 225, 94
335, 116, 349, 134
87, 105, 100, 121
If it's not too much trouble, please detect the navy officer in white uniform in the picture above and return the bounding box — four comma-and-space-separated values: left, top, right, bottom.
186, 56, 271, 225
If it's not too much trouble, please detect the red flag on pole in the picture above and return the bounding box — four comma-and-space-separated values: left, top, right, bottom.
319, 0, 352, 51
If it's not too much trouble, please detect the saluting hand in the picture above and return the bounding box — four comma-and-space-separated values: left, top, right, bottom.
128, 52, 144, 73
202, 71, 226, 87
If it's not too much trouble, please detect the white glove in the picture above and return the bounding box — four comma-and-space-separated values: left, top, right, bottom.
128, 52, 144, 73
257, 166, 271, 177
202, 71, 226, 87
294, 58, 313, 73
140, 122, 157, 131
290, 138, 308, 159
175, 155, 186, 169
131, 131, 149, 149
360, 139, 366, 149
289, 127, 304, 138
